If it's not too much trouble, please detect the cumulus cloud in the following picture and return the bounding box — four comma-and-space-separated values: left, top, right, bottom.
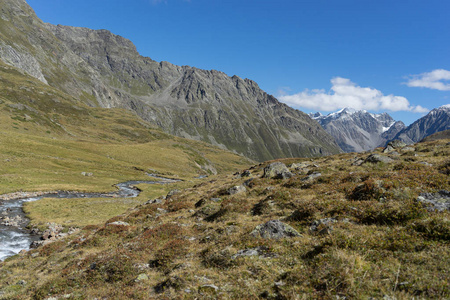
405, 69, 450, 91
278, 77, 429, 113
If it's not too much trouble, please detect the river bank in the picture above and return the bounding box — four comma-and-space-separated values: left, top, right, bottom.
0, 175, 180, 261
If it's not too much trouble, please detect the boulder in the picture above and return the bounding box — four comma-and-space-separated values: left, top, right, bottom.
227, 185, 247, 195
301, 172, 322, 181
263, 162, 293, 179
251, 220, 301, 239
387, 140, 407, 149
416, 190, 450, 212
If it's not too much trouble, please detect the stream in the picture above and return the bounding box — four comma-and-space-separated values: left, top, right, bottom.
0, 175, 180, 261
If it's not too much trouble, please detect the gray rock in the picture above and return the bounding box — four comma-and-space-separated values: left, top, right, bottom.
199, 284, 219, 293
363, 154, 394, 164
108, 221, 130, 226
263, 162, 293, 179
231, 248, 259, 259
416, 190, 450, 212
231, 246, 274, 259
135, 273, 149, 282
387, 140, 407, 149
251, 220, 301, 239
301, 172, 321, 181
383, 145, 395, 153
310, 218, 338, 234
166, 189, 180, 198
144, 197, 164, 205
227, 185, 247, 195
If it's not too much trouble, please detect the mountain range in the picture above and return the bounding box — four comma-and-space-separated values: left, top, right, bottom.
310, 105, 450, 153
393, 105, 450, 144
310, 108, 406, 152
0, 0, 341, 162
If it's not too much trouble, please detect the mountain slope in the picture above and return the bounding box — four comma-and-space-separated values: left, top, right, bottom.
310, 108, 405, 152
394, 104, 450, 144
0, 0, 341, 161
0, 59, 253, 193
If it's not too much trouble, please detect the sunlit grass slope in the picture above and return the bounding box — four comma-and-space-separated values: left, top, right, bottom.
0, 139, 448, 299
0, 60, 252, 194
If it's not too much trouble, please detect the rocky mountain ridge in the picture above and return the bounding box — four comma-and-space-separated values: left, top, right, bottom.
0, 0, 341, 161
310, 108, 405, 152
394, 104, 450, 144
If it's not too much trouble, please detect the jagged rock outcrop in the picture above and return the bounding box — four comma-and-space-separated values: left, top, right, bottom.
0, 0, 341, 161
393, 105, 450, 144
310, 108, 405, 153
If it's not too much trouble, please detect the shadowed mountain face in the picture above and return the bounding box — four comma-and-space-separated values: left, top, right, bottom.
310, 108, 405, 153
394, 105, 450, 144
0, 0, 341, 161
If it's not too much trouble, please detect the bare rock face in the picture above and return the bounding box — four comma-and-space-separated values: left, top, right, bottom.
0, 1, 341, 162
311, 108, 405, 153
394, 105, 450, 144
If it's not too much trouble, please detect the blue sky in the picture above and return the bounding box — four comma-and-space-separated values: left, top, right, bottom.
27, 0, 450, 125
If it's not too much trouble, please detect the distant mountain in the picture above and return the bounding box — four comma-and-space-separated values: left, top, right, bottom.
0, 0, 341, 161
310, 108, 406, 152
393, 104, 450, 144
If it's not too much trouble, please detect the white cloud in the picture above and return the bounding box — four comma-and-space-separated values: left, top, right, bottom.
405, 69, 450, 91
278, 77, 429, 113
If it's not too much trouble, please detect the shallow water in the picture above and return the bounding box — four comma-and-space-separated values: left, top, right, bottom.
0, 176, 179, 261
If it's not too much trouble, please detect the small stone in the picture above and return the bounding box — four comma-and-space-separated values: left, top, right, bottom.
199, 284, 219, 293
107, 221, 130, 226
227, 185, 246, 195
135, 273, 149, 282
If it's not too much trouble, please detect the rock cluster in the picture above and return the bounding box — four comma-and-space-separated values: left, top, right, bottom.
251, 220, 301, 239
262, 162, 293, 179
416, 190, 450, 212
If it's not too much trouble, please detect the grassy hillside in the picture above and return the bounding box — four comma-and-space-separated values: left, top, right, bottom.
0, 139, 448, 299
0, 61, 251, 193
0, 60, 251, 239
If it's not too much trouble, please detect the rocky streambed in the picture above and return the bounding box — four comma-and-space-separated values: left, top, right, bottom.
0, 175, 180, 261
